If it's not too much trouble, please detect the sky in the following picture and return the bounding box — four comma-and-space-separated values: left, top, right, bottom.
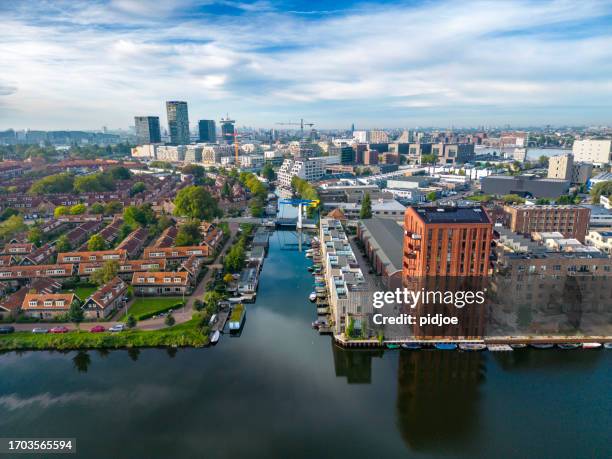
1, 0, 612, 130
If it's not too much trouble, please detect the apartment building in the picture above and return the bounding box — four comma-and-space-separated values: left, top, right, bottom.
586, 230, 612, 254
503, 205, 591, 242
402, 206, 493, 280
432, 143, 475, 166
547, 154, 593, 184
572, 139, 612, 165
277, 157, 325, 188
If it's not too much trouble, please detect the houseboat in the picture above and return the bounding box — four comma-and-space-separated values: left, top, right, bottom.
228, 303, 246, 332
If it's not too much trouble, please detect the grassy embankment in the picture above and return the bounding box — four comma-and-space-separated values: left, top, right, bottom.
122, 297, 184, 321
0, 318, 208, 351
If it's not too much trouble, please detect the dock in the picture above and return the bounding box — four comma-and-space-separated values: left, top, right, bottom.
211, 311, 229, 333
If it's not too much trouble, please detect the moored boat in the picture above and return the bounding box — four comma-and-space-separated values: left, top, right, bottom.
307, 266, 314, 272
386, 344, 400, 350
603, 343, 612, 349
400, 343, 421, 350
582, 342, 602, 349
558, 343, 581, 350
458, 343, 486, 351
210, 330, 220, 344
309, 292, 317, 302
530, 343, 554, 349
435, 343, 457, 350
510, 344, 527, 349
228, 304, 246, 331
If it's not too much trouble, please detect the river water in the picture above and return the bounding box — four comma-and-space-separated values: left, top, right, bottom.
0, 231, 610, 458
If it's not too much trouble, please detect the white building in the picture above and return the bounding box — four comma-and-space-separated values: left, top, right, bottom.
352, 130, 367, 143
585, 230, 612, 254
277, 157, 326, 188
239, 154, 264, 170
155, 145, 186, 162
131, 144, 158, 159
200, 144, 233, 166
572, 139, 612, 165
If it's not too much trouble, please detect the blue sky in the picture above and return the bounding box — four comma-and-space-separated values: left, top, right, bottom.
1, 0, 612, 130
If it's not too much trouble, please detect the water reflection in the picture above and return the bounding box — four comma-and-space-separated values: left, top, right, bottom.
331, 342, 383, 384
396, 350, 485, 453
72, 351, 91, 373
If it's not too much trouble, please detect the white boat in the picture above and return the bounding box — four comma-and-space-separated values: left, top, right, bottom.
309, 292, 317, 302
210, 330, 220, 344
458, 343, 487, 351
603, 343, 612, 350
582, 342, 602, 349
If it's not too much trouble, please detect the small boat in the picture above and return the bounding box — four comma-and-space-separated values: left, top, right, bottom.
558, 343, 581, 350
582, 342, 602, 349
400, 343, 421, 350
458, 343, 487, 351
510, 344, 527, 349
386, 344, 400, 350
311, 320, 322, 329
210, 330, 220, 344
530, 343, 554, 349
307, 266, 314, 272
603, 343, 612, 350
435, 343, 458, 350
308, 292, 317, 302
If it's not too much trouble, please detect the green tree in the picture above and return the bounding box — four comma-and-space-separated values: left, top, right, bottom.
87, 233, 107, 251
175, 220, 202, 246
535, 198, 551, 205
193, 299, 205, 311
124, 204, 156, 228
69, 300, 84, 327
55, 234, 71, 252
261, 163, 276, 181
54, 206, 71, 218
426, 191, 438, 202
109, 166, 131, 180
360, 192, 372, 219
70, 203, 86, 215
90, 260, 119, 286
126, 314, 137, 329
224, 239, 246, 273
538, 155, 549, 167
590, 181, 612, 203
502, 194, 526, 204
204, 291, 223, 311
164, 314, 176, 327
89, 203, 105, 214
556, 195, 573, 205
0, 208, 18, 222
0, 215, 27, 241
174, 186, 221, 220
27, 227, 44, 247
104, 201, 123, 216
73, 172, 115, 193
421, 154, 436, 165
28, 173, 74, 194
129, 181, 146, 197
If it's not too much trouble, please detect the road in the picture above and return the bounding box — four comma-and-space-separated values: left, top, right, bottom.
11, 223, 240, 332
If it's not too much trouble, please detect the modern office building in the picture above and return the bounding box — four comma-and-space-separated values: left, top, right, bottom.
503, 205, 591, 242
198, 120, 216, 142
481, 175, 570, 198
329, 145, 355, 165
572, 139, 612, 165
166, 101, 190, 145
432, 143, 475, 166
402, 206, 493, 280
134, 116, 161, 144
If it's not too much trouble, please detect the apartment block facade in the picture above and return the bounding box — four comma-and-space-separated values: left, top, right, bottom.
503, 205, 591, 242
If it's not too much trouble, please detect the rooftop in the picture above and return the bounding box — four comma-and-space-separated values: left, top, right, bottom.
411, 206, 491, 224
359, 218, 404, 272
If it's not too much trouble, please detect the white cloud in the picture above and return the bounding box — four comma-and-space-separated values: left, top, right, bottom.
0, 0, 611, 129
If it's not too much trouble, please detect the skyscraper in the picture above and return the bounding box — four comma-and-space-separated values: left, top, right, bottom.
166, 101, 190, 145
198, 120, 216, 142
134, 116, 161, 144
220, 116, 235, 145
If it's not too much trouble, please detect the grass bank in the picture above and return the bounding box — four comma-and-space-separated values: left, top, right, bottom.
124, 297, 184, 321
0, 319, 209, 351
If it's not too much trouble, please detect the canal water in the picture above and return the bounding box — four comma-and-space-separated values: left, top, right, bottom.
0, 231, 610, 459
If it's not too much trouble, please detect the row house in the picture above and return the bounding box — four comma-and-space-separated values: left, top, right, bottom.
82, 277, 128, 319
0, 264, 75, 282
57, 215, 103, 224
97, 217, 124, 246
58, 249, 127, 264
150, 225, 178, 248
78, 259, 167, 281
178, 255, 203, 280
21, 243, 56, 265
200, 222, 224, 252
1, 243, 34, 255
131, 271, 191, 296
115, 227, 149, 258
64, 220, 105, 248
143, 245, 212, 261
21, 293, 79, 319
0, 278, 61, 318
0, 255, 15, 266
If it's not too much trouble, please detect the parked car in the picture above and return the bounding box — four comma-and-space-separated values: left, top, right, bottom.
50, 326, 69, 334
32, 327, 49, 334
90, 325, 106, 333
109, 324, 126, 332
0, 326, 15, 334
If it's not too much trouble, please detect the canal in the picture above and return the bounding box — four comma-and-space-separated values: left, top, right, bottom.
0, 230, 610, 458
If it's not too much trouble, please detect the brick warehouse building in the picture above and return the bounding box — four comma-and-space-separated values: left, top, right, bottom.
503, 205, 591, 242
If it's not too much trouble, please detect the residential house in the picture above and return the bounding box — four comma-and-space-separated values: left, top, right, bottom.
0, 278, 61, 318
1, 243, 34, 255
143, 245, 212, 261
131, 271, 191, 296
21, 293, 79, 319
0, 264, 74, 283
57, 249, 127, 264
20, 243, 56, 265
116, 227, 149, 258
82, 277, 128, 319
79, 259, 167, 281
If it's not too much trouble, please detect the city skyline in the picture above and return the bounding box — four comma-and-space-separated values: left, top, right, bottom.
1, 0, 612, 130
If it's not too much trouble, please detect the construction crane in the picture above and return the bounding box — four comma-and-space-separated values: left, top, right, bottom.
275, 118, 315, 136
